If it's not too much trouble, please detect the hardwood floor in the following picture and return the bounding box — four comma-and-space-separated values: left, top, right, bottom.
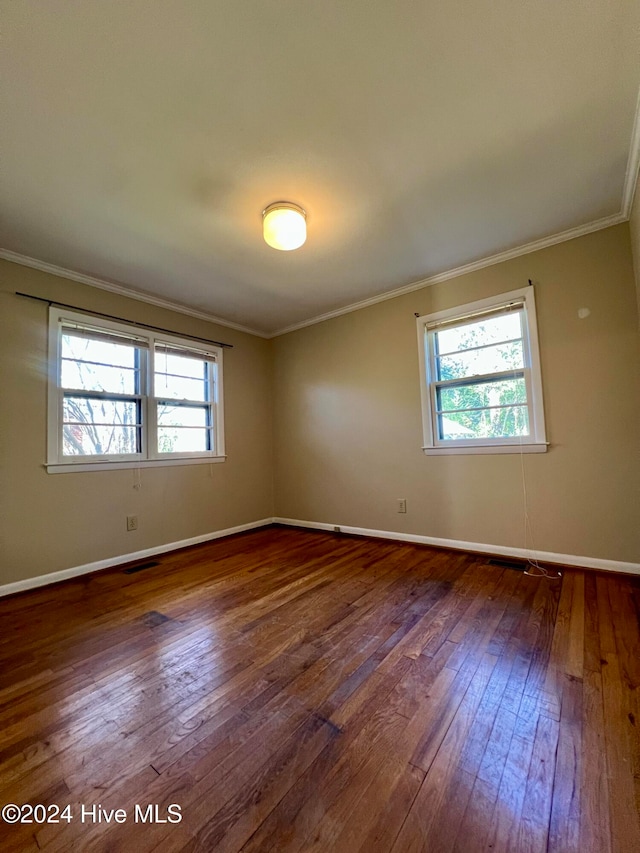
0, 526, 638, 852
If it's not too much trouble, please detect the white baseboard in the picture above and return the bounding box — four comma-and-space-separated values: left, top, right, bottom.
3, 514, 637, 599
273, 517, 640, 576
0, 518, 273, 599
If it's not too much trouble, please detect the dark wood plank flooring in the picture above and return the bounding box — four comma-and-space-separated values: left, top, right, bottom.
0, 526, 638, 852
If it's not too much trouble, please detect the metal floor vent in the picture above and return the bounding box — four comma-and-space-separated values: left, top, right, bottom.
487, 557, 528, 572
123, 560, 160, 575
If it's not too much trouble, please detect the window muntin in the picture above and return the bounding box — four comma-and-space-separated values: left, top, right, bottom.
48, 309, 224, 467
417, 288, 546, 453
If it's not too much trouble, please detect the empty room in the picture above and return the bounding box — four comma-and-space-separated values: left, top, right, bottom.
1, 2, 639, 851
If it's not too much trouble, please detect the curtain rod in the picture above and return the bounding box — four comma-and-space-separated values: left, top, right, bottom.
15, 292, 233, 349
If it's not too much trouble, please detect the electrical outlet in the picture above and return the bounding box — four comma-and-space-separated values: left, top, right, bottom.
397, 499, 407, 513
126, 515, 138, 531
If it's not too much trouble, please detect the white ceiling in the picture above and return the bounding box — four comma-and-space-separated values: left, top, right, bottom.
2, 1, 639, 335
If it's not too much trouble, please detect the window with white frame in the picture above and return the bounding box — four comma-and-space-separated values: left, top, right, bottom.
416, 287, 547, 454
47, 308, 225, 470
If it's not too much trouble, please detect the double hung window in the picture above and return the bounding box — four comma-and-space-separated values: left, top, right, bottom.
47, 308, 224, 470
416, 287, 547, 454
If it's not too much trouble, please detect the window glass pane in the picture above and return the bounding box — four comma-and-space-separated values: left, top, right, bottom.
157, 404, 209, 428
158, 427, 211, 454
63, 424, 140, 456
155, 373, 207, 401
437, 340, 524, 381
63, 397, 140, 425
62, 334, 138, 368
155, 351, 208, 379
437, 377, 526, 412
61, 360, 138, 395
436, 312, 522, 354
439, 406, 529, 440
52, 312, 225, 463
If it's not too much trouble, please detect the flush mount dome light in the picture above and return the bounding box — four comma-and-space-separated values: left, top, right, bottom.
262, 202, 306, 251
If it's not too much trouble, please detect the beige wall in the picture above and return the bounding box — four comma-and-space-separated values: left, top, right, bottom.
273, 224, 640, 564
630, 173, 640, 324
0, 261, 273, 585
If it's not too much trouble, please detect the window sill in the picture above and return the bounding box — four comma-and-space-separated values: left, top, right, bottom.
46, 455, 227, 473
422, 443, 548, 456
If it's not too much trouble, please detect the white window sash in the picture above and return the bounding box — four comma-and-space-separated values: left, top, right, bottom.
47, 308, 225, 468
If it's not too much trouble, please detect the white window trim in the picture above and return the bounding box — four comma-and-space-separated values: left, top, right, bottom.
47, 308, 226, 472
416, 287, 548, 455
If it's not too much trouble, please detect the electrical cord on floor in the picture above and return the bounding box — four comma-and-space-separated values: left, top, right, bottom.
524, 563, 561, 579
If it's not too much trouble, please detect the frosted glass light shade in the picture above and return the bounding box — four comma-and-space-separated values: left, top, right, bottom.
262, 202, 306, 251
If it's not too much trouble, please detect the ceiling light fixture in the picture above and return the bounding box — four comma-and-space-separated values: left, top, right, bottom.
262, 202, 306, 251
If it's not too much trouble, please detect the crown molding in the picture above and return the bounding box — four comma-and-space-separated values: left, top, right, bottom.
1, 203, 633, 342
0, 249, 270, 339
621, 84, 640, 218
270, 211, 626, 337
